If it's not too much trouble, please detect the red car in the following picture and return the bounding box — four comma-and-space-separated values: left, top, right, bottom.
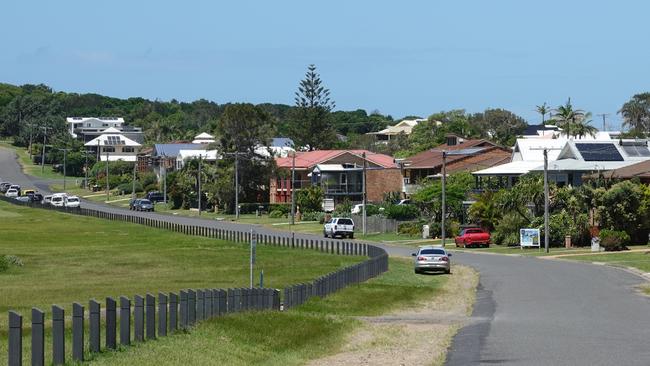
455, 228, 491, 248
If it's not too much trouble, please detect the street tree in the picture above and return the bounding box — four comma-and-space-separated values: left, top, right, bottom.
289, 64, 337, 150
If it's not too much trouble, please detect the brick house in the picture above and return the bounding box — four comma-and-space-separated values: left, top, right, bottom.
400, 137, 511, 194
271, 150, 402, 204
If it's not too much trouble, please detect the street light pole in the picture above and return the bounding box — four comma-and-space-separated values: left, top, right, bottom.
40, 126, 50, 173
57, 148, 70, 191
131, 159, 137, 201
441, 151, 447, 246
106, 150, 110, 202
543, 149, 550, 253
235, 152, 240, 220
198, 155, 202, 216
290, 152, 296, 225
362, 152, 367, 236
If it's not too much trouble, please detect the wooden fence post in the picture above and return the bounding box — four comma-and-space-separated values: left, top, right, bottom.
120, 296, 131, 346
146, 294, 156, 340
169, 292, 178, 332
72, 303, 84, 362
8, 311, 22, 366
52, 305, 65, 365
134, 295, 144, 342
159, 293, 168, 337
106, 297, 117, 349
31, 308, 44, 366
89, 300, 101, 353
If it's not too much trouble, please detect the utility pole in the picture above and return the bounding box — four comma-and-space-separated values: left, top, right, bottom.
83, 150, 92, 190
198, 154, 202, 216
543, 149, 549, 253
131, 159, 137, 200
57, 148, 70, 191
597, 113, 609, 132
106, 150, 110, 202
27, 122, 36, 161
441, 151, 447, 246
290, 152, 296, 225
40, 126, 50, 173
362, 152, 367, 236
235, 152, 240, 219
163, 161, 167, 204
530, 147, 562, 253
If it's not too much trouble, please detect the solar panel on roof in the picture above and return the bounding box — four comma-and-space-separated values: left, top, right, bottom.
622, 145, 650, 157
575, 143, 624, 162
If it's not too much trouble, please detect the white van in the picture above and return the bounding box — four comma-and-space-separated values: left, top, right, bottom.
64, 196, 80, 208
50, 193, 67, 207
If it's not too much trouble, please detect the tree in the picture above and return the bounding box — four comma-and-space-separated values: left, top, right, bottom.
469, 108, 528, 146
551, 99, 595, 138
536, 102, 549, 124
217, 103, 274, 154
296, 185, 324, 213
619, 93, 650, 136
288, 64, 337, 150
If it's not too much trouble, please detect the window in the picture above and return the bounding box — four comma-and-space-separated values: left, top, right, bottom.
102, 146, 115, 153
123, 147, 135, 153
420, 249, 446, 255
340, 173, 347, 185
337, 218, 353, 225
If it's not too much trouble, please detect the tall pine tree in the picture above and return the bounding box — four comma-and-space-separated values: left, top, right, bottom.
289, 64, 337, 150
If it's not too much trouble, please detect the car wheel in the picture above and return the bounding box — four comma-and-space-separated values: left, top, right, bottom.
414, 269, 421, 275
323, 231, 327, 238
349, 233, 354, 239
445, 269, 451, 274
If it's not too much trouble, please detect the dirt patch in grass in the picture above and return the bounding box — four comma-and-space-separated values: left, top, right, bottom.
306, 265, 478, 366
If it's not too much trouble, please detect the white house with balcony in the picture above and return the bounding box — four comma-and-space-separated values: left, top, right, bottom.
67, 117, 143, 143
84, 128, 142, 162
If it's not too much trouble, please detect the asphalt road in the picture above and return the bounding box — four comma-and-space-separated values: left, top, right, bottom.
2, 146, 650, 365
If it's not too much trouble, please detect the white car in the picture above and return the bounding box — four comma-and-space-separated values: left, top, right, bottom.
64, 196, 81, 208
5, 188, 19, 198
50, 195, 66, 207
323, 217, 355, 239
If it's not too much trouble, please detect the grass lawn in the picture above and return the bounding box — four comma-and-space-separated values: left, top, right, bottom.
562, 250, 650, 272
87, 257, 449, 366
0, 200, 365, 365
0, 140, 77, 181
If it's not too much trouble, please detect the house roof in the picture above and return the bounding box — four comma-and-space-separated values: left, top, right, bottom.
403, 139, 506, 170
367, 119, 426, 136
67, 117, 124, 124
587, 159, 650, 180
473, 161, 545, 176
85, 133, 141, 147
194, 132, 214, 139
178, 149, 219, 160
276, 150, 397, 170
512, 138, 566, 161
153, 143, 203, 157
271, 137, 294, 148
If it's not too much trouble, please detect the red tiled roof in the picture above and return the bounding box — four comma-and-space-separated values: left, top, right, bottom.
276, 150, 397, 169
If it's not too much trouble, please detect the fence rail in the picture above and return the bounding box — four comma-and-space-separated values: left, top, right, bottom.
1, 195, 389, 365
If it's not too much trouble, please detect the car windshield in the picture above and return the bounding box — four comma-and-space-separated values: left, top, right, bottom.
68, 198, 79, 202
338, 219, 353, 225
140, 200, 151, 204
420, 249, 446, 255
52, 197, 62, 202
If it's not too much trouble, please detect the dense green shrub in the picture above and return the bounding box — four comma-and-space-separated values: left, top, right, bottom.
398, 222, 422, 236
333, 199, 352, 217
492, 213, 528, 246
599, 229, 630, 251
269, 210, 286, 218
301, 211, 325, 223
0, 256, 8, 273
117, 181, 143, 194
269, 204, 291, 215
385, 204, 419, 220
296, 186, 324, 213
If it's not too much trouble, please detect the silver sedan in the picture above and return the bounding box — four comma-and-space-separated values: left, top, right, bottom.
412, 246, 452, 274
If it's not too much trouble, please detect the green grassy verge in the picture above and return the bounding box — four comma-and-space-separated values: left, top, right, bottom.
0, 141, 76, 180
0, 200, 364, 364
563, 250, 650, 272
88, 257, 448, 365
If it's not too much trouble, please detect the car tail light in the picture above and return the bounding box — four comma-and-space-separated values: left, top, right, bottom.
417, 256, 427, 261
440, 257, 449, 262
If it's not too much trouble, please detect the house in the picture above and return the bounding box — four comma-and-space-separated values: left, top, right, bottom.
584, 157, 650, 183
176, 149, 219, 169
271, 150, 402, 204
150, 142, 204, 179
473, 138, 650, 188
400, 138, 511, 195
254, 138, 295, 158
84, 128, 142, 162
192, 132, 216, 144
366, 118, 427, 142
66, 117, 143, 143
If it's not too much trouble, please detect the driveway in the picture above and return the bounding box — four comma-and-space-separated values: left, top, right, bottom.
3, 146, 650, 365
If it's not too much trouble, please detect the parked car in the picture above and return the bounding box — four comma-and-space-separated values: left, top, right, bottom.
454, 227, 491, 248
28, 193, 43, 203
145, 191, 164, 203
64, 196, 81, 208
0, 182, 11, 192
323, 217, 355, 239
21, 189, 35, 196
42, 195, 53, 205
133, 199, 154, 212
9, 184, 21, 193
412, 246, 452, 274
14, 196, 31, 203
5, 188, 19, 198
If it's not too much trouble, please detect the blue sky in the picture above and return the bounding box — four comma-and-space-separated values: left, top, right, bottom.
2, 1, 649, 129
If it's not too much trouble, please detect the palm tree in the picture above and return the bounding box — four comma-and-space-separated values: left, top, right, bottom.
619, 99, 647, 135
536, 102, 549, 124
552, 98, 586, 138
572, 112, 598, 139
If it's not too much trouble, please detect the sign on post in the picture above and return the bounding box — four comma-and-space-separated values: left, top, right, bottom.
520, 228, 541, 249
